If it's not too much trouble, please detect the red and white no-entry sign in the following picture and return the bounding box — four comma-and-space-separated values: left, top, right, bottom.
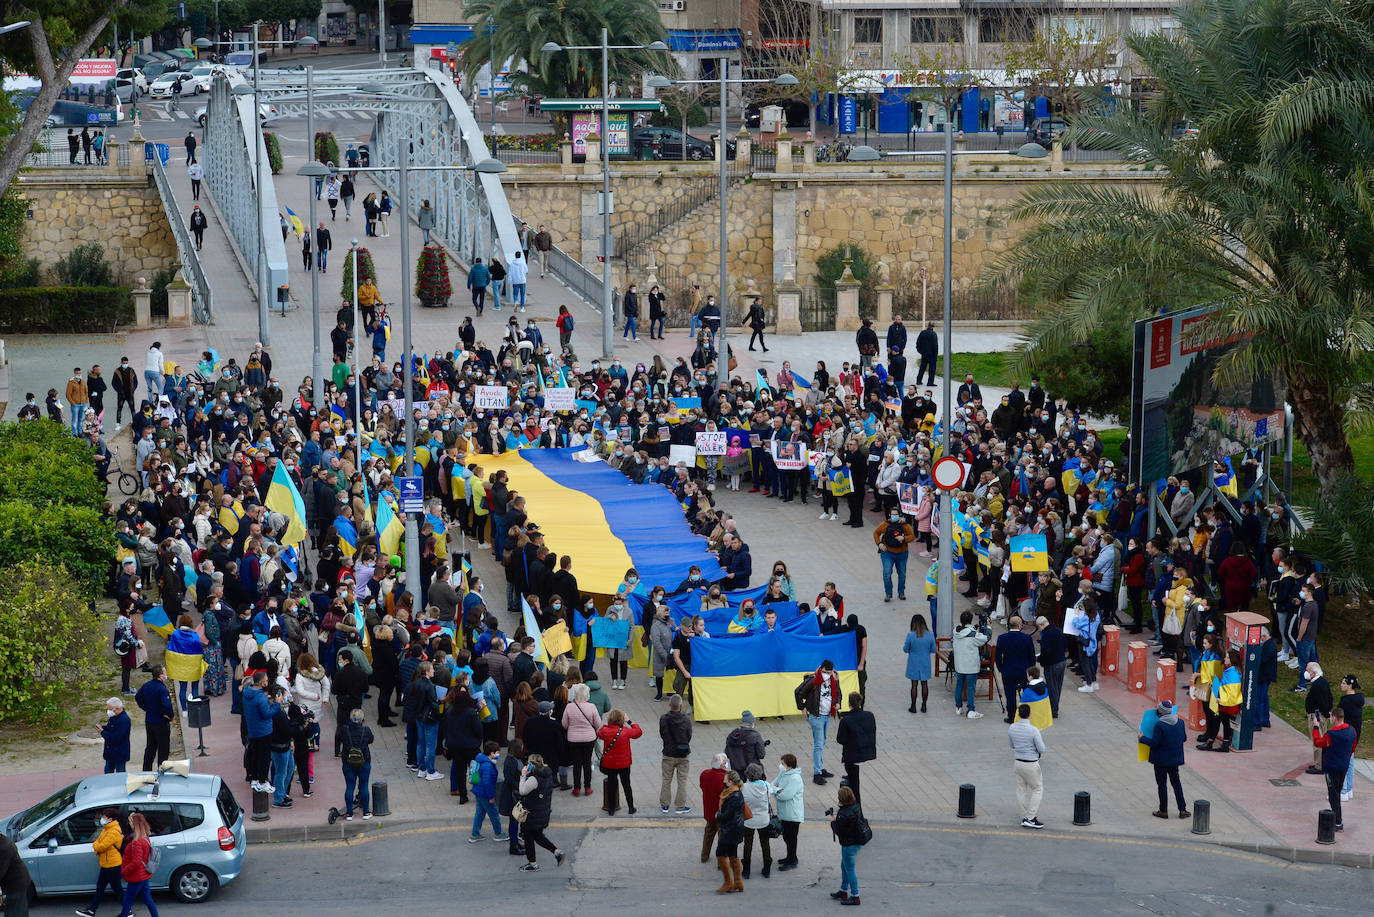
932, 456, 967, 491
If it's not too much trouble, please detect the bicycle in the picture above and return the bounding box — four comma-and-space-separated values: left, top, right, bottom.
102, 448, 140, 496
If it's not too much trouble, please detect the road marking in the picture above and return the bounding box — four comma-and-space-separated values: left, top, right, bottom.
274, 817, 1305, 866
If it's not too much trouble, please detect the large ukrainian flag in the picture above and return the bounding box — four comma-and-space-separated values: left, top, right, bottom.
377, 495, 404, 557
690, 630, 860, 721
1014, 679, 1053, 730
482, 447, 724, 596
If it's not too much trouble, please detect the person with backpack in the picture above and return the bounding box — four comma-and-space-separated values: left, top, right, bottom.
828, 785, 871, 906
873, 510, 915, 602
556, 305, 575, 347
445, 692, 484, 802
404, 661, 442, 780
114, 812, 157, 917
338, 707, 375, 820
468, 740, 507, 842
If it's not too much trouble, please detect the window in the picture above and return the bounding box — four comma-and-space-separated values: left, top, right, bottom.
911, 16, 963, 44
34, 808, 102, 848
1049, 16, 1104, 41
854, 16, 883, 44
216, 782, 242, 829
979, 14, 1035, 43
174, 803, 206, 831
1132, 14, 1180, 38
123, 803, 179, 837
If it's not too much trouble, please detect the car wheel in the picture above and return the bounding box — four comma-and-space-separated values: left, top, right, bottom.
198, 114, 207, 127
689, 147, 705, 161
170, 864, 218, 903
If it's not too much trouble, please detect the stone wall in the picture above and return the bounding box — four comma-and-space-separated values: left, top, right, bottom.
17, 163, 176, 281
499, 158, 1165, 304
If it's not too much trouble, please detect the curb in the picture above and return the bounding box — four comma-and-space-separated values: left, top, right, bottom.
1215, 841, 1374, 869
242, 813, 1374, 866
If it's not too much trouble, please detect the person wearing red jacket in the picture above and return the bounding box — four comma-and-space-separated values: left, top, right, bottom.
698, 753, 729, 863
596, 709, 643, 815
115, 812, 158, 917
801, 661, 843, 785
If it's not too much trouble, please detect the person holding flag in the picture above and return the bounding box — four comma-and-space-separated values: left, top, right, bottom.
264, 458, 309, 549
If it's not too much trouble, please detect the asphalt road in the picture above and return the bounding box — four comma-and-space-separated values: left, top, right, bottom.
24, 821, 1374, 916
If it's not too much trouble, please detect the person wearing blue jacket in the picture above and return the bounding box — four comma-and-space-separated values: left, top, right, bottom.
1139, 699, 1190, 819
100, 697, 133, 773
468, 742, 507, 842
242, 672, 281, 794
135, 666, 174, 771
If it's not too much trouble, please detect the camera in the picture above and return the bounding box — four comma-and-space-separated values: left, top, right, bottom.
825, 807, 835, 817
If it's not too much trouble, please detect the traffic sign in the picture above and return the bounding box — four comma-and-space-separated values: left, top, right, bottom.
932, 456, 966, 491
397, 476, 423, 513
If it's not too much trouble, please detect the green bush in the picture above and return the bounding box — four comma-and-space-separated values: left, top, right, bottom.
415, 244, 451, 305
0, 500, 114, 596
149, 265, 177, 317
0, 561, 107, 724
0, 256, 40, 289
263, 131, 283, 175
314, 130, 339, 167
53, 243, 116, 287
0, 286, 133, 332
0, 421, 106, 510
650, 102, 707, 129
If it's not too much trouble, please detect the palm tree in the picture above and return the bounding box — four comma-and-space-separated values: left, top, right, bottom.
459, 0, 672, 103
987, 0, 1374, 500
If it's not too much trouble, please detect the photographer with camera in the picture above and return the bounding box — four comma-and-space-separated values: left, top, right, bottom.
953, 611, 991, 718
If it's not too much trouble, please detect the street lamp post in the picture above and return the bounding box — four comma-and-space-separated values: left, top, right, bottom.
541, 34, 669, 360
925, 130, 1046, 639
488, 16, 496, 136
322, 153, 507, 597
649, 67, 796, 380
378, 0, 387, 65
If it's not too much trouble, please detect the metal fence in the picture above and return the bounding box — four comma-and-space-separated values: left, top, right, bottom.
490, 139, 559, 165
26, 130, 131, 168
614, 160, 745, 268
894, 285, 1031, 321
542, 237, 606, 311
801, 286, 837, 332
149, 155, 213, 323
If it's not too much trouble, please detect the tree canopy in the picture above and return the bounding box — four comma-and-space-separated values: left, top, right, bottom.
458, 0, 672, 101
987, 0, 1374, 500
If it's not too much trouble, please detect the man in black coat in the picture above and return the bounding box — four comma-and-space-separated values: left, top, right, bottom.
886, 315, 907, 355
855, 319, 879, 370
1036, 615, 1068, 718
331, 651, 370, 754
522, 702, 565, 786
836, 691, 877, 804
915, 321, 939, 385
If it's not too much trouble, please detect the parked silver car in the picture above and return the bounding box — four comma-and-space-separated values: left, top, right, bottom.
2, 768, 246, 904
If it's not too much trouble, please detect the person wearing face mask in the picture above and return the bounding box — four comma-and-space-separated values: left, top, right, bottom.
1292, 583, 1321, 691
99, 698, 132, 773
676, 564, 708, 595
72, 807, 124, 917
873, 510, 915, 602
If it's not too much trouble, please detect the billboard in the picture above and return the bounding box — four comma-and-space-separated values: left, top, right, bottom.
1129, 303, 1285, 484
571, 112, 630, 156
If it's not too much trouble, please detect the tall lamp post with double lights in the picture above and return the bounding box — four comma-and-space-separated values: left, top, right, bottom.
541, 32, 669, 360
881, 133, 1046, 638
648, 67, 797, 376
312, 148, 507, 594
230, 32, 318, 346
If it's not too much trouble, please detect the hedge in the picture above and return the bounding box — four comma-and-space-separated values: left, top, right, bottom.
0, 286, 133, 333
0, 499, 114, 596
0, 421, 106, 509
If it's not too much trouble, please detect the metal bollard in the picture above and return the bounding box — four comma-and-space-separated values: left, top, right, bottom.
957, 783, 976, 819
371, 780, 390, 817
251, 787, 271, 822
1316, 809, 1336, 845
1190, 800, 1211, 835
1072, 791, 1091, 826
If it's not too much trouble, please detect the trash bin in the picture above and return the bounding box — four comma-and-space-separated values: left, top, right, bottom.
186, 696, 211, 728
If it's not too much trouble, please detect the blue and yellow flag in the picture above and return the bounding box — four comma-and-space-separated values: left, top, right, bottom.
1008, 533, 1050, 572
792, 373, 812, 401
284, 207, 304, 238
164, 627, 208, 683
377, 494, 404, 557
1061, 456, 1083, 495
829, 467, 853, 496
217, 500, 243, 536
691, 630, 860, 721
755, 369, 770, 395
182, 561, 199, 604
353, 600, 372, 663
282, 545, 300, 582
143, 603, 174, 638
1014, 680, 1053, 730
335, 515, 359, 557
265, 461, 308, 547
361, 479, 374, 527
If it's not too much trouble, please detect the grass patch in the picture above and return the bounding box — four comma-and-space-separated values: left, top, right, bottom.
1284, 434, 1374, 507
933, 352, 1015, 388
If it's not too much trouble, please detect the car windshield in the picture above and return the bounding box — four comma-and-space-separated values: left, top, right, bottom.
12, 781, 79, 835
